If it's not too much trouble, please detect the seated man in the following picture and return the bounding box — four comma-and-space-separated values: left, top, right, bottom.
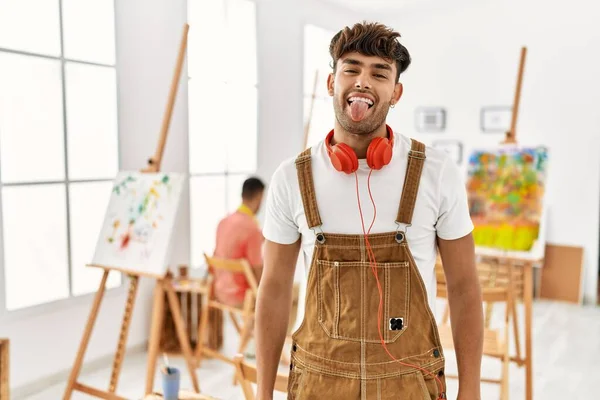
212, 177, 265, 307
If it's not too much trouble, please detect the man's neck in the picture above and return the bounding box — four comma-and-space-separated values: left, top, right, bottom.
332, 122, 388, 159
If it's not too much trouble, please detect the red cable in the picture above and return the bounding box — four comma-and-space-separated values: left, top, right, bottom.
355, 172, 446, 399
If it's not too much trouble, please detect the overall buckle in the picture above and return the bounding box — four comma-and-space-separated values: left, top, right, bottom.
311, 225, 326, 244
395, 222, 410, 243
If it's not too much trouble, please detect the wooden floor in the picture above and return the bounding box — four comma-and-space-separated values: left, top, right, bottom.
21, 299, 600, 400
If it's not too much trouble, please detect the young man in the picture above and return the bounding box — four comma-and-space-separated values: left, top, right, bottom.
212, 177, 265, 307
256, 22, 483, 400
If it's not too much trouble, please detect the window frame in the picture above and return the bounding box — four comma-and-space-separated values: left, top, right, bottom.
0, 0, 123, 317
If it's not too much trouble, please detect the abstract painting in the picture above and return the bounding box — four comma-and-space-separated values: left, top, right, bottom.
91, 171, 184, 277
466, 146, 549, 258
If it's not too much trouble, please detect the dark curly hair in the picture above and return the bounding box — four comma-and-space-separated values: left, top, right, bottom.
329, 21, 411, 82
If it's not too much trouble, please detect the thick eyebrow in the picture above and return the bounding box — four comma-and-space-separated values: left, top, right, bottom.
342, 58, 392, 72
373, 63, 392, 72
342, 58, 363, 66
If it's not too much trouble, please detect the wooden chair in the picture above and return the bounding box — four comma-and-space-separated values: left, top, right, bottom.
436, 257, 514, 399
195, 254, 259, 367
234, 354, 288, 400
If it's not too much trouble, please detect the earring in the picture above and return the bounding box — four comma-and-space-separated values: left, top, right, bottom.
390, 102, 396, 108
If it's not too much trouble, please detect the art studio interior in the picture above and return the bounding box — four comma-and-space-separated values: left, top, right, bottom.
0, 0, 599, 399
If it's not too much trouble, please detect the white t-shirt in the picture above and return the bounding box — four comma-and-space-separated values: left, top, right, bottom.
262, 131, 474, 309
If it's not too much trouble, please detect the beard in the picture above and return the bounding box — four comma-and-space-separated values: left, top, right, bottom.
332, 93, 391, 135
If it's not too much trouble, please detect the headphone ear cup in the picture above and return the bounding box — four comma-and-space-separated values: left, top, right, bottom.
366, 137, 381, 169
333, 143, 358, 174
367, 137, 393, 170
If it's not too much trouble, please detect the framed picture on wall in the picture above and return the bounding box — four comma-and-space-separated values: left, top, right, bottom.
432, 139, 463, 165
481, 106, 512, 132
415, 107, 446, 132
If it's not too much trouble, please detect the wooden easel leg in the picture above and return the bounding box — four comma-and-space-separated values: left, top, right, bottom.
195, 292, 210, 366
164, 280, 200, 393
145, 280, 166, 394
63, 270, 110, 400
507, 262, 522, 362
109, 275, 139, 393
512, 299, 522, 359
230, 312, 242, 334
500, 290, 511, 400
524, 262, 533, 400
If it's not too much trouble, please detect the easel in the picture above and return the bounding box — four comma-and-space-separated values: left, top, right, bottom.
490, 46, 536, 400
63, 24, 200, 400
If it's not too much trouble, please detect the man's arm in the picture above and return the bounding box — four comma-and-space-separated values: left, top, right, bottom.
255, 239, 301, 400
437, 232, 483, 400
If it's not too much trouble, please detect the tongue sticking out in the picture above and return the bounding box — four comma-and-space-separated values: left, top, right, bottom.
350, 101, 369, 122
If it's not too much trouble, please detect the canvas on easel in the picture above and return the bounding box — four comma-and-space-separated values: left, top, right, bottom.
91, 171, 185, 277
466, 144, 549, 260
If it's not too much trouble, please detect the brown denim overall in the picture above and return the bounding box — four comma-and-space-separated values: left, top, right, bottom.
288, 139, 446, 399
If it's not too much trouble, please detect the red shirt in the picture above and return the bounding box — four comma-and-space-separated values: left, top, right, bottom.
212, 208, 263, 306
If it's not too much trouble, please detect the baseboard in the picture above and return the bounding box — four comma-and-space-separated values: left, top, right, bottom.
11, 341, 148, 400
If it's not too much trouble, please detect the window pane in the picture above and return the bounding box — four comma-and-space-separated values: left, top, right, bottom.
188, 80, 227, 173
187, 0, 225, 79
227, 85, 257, 172
0, 0, 61, 56
3, 184, 69, 310
65, 62, 118, 180
61, 0, 116, 65
304, 95, 333, 148
0, 53, 65, 183
69, 181, 121, 296
226, 173, 248, 214
189, 176, 226, 267
304, 25, 334, 98
226, 0, 257, 85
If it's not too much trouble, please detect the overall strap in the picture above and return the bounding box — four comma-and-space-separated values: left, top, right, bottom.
295, 148, 323, 229
396, 139, 426, 226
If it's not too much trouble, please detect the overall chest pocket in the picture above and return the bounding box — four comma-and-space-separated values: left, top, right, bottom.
316, 260, 410, 343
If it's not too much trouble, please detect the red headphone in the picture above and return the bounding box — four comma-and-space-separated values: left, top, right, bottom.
325, 125, 394, 174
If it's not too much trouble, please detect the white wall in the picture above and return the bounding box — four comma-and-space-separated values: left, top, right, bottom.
1, 0, 190, 393
369, 0, 600, 304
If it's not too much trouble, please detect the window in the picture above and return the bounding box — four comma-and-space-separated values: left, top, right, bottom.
0, 0, 120, 311
187, 0, 258, 267
304, 25, 336, 148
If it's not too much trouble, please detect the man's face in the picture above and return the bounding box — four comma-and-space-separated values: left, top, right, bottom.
328, 52, 403, 135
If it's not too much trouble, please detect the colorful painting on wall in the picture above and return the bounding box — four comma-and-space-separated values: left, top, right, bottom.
91, 171, 184, 277
466, 145, 549, 258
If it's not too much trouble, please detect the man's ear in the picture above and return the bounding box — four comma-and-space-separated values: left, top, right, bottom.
391, 82, 403, 105
327, 73, 335, 96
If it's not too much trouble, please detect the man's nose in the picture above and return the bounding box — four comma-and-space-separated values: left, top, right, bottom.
354, 73, 372, 90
